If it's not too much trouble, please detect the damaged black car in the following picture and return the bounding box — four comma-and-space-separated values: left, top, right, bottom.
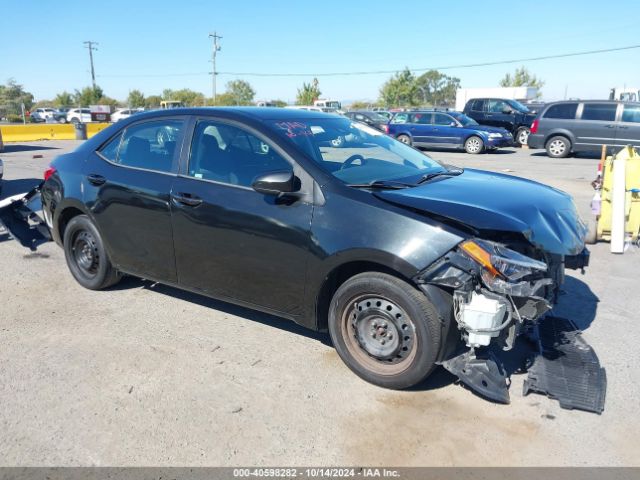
0, 108, 593, 404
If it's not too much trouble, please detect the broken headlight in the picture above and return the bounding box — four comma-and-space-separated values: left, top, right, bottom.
460, 239, 547, 283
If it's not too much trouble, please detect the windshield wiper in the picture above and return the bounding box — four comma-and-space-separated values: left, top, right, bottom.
416, 168, 464, 185
347, 179, 415, 189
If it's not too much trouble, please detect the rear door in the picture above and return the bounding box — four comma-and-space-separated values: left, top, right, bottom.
407, 112, 433, 145
89, 117, 185, 282
574, 102, 619, 152
466, 99, 486, 124
616, 103, 640, 149
170, 117, 314, 315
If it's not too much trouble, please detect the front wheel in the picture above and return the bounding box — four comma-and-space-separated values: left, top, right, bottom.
515, 127, 530, 146
328, 272, 442, 389
464, 135, 484, 154
63, 215, 121, 290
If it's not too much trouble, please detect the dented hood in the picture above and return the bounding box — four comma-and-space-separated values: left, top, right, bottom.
375, 168, 587, 255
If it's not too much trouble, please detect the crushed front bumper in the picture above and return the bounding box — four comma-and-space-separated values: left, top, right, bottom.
415, 241, 604, 413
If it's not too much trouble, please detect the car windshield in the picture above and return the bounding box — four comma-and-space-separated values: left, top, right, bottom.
269, 117, 446, 185
450, 113, 478, 126
506, 99, 530, 113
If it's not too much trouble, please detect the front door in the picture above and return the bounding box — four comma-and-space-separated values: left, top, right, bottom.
431, 113, 463, 146
88, 118, 186, 282
486, 99, 515, 130
170, 118, 314, 315
615, 103, 640, 149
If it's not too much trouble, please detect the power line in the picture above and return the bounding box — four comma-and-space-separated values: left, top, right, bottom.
83, 41, 99, 88
219, 44, 640, 77
95, 44, 640, 79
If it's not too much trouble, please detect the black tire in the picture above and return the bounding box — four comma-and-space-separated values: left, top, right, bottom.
546, 135, 571, 158
396, 134, 412, 146
328, 272, 442, 389
515, 127, 530, 146
464, 135, 484, 154
63, 215, 121, 290
70, 117, 79, 124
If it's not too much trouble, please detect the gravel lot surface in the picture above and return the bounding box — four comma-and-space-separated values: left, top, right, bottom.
0, 140, 638, 466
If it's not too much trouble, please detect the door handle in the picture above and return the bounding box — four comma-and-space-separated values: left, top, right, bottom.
171, 192, 203, 207
87, 174, 106, 186
619, 126, 628, 129
605, 124, 616, 128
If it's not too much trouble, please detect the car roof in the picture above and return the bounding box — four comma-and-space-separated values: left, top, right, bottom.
129, 106, 337, 122
541, 100, 640, 108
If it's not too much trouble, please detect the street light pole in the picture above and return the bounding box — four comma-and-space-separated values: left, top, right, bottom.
208, 32, 222, 103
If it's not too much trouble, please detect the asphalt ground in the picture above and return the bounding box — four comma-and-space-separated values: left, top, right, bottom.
0, 141, 638, 466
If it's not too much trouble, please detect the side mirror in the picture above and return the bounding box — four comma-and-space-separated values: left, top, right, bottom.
252, 170, 299, 196
449, 121, 458, 127
502, 108, 514, 114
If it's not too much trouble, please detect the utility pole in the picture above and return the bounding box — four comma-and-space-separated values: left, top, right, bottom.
83, 41, 98, 89
208, 32, 222, 103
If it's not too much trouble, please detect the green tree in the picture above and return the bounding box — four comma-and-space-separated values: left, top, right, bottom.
73, 85, 104, 106
54, 91, 74, 107
97, 96, 120, 110
271, 99, 288, 108
296, 78, 321, 105
213, 92, 237, 106
225, 80, 255, 105
379, 68, 418, 107
145, 95, 162, 108
163, 88, 206, 106
0, 78, 34, 117
127, 89, 146, 108
499, 67, 545, 91
414, 70, 460, 107
349, 100, 374, 110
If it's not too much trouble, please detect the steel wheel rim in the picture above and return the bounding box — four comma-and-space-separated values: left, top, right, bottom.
72, 230, 100, 278
549, 139, 565, 156
467, 138, 481, 153
399, 136, 410, 145
341, 294, 418, 375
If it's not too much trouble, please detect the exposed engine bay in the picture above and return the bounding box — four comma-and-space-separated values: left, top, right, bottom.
414, 237, 603, 412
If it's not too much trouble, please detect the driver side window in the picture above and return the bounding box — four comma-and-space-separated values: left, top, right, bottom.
188, 120, 291, 187
488, 100, 509, 113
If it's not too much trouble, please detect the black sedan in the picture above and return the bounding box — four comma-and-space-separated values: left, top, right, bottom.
6, 108, 590, 401
344, 110, 390, 132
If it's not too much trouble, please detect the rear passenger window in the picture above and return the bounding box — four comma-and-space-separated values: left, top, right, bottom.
622, 105, 640, 123
114, 120, 184, 173
99, 132, 123, 162
581, 103, 617, 122
471, 99, 485, 111
411, 113, 432, 125
543, 103, 578, 119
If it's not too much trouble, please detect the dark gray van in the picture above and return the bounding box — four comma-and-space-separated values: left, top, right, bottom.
528, 100, 640, 157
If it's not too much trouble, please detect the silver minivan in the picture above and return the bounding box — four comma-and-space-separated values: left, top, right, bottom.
528, 100, 640, 157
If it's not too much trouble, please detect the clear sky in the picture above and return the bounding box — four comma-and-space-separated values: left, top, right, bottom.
1, 0, 638, 103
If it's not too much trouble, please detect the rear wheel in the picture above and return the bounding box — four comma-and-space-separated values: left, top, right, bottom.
464, 135, 484, 154
63, 215, 121, 290
328, 272, 442, 389
546, 135, 570, 158
396, 134, 412, 146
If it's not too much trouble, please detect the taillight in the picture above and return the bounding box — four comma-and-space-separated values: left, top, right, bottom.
530, 119, 539, 134
382, 124, 389, 134
44, 165, 56, 181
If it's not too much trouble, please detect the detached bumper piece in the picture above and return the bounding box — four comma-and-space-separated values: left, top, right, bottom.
0, 185, 50, 251
442, 349, 510, 404
523, 316, 606, 414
